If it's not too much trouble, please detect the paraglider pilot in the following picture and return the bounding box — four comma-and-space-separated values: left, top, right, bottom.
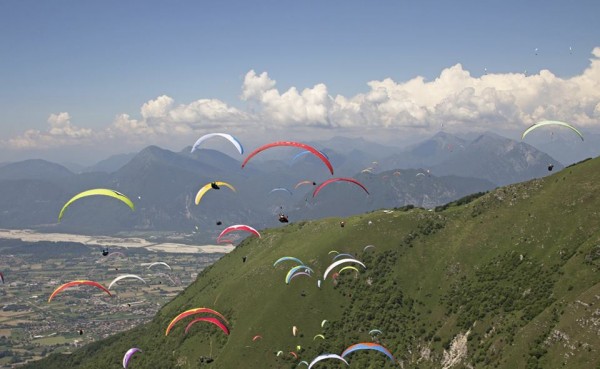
102, 248, 109, 256
278, 213, 289, 223
210, 182, 220, 190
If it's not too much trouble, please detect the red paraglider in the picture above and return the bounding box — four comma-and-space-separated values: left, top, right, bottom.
217, 225, 261, 243
242, 141, 334, 175
312, 178, 369, 198
166, 307, 229, 336
184, 317, 230, 335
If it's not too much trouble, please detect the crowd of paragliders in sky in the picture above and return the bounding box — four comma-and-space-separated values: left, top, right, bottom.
0, 120, 582, 367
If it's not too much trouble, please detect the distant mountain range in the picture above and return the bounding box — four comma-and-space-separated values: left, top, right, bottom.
22, 153, 600, 369
0, 132, 567, 238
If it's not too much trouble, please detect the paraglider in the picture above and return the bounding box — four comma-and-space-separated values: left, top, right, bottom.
217, 225, 261, 243
286, 265, 315, 284
242, 141, 334, 175
292, 326, 298, 336
323, 259, 367, 280
294, 180, 316, 189
48, 280, 111, 302
313, 178, 369, 198
363, 245, 375, 252
58, 189, 135, 221
165, 307, 228, 336
338, 266, 360, 275
273, 256, 304, 267
191, 133, 244, 155
104, 251, 127, 260
341, 342, 395, 363
79, 329, 83, 335
252, 335, 262, 341
548, 164, 554, 171
321, 320, 327, 327
278, 213, 289, 223
108, 274, 146, 290
308, 354, 349, 369
332, 253, 355, 261
123, 348, 142, 369
184, 317, 230, 335
522, 120, 584, 141
147, 262, 172, 271
270, 187, 293, 196
313, 334, 325, 340
340, 221, 345, 228
195, 182, 236, 205
289, 272, 312, 283
291, 149, 330, 164
369, 329, 383, 336
242, 256, 247, 263
0, 272, 4, 284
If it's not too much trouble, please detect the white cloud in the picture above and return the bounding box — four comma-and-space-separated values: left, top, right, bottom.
6, 47, 600, 150
236, 51, 600, 132
6, 112, 93, 149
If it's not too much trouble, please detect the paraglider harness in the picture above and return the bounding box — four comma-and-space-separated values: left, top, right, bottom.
101, 248, 109, 256
278, 214, 289, 223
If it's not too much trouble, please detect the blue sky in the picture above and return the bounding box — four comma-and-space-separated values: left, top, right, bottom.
1, 0, 599, 163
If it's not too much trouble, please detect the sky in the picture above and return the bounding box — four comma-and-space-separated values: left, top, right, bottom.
1, 0, 599, 164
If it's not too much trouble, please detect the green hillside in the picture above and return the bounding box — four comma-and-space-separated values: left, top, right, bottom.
23, 157, 600, 369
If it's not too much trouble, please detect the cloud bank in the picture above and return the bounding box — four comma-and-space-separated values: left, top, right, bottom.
6, 47, 600, 149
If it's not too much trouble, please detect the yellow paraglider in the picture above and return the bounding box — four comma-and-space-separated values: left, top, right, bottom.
195, 182, 236, 205
58, 189, 135, 221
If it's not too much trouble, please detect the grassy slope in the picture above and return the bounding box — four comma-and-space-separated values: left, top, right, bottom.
23, 158, 600, 369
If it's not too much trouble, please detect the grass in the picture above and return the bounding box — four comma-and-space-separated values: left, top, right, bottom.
22, 157, 600, 369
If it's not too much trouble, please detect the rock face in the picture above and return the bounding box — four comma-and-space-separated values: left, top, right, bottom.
442, 330, 470, 369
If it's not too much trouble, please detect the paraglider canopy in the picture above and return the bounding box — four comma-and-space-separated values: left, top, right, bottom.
521, 120, 584, 141
123, 348, 142, 369
191, 133, 244, 154
58, 188, 135, 222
